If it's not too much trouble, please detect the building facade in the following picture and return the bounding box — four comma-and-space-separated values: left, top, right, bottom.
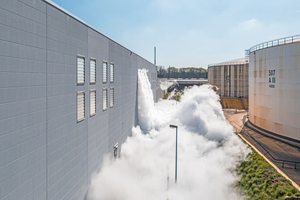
208, 57, 249, 97
0, 0, 157, 199
248, 35, 300, 141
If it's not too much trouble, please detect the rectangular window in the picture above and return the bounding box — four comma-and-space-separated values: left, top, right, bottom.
77, 56, 85, 84
110, 63, 114, 82
103, 62, 107, 83
103, 88, 107, 110
110, 88, 114, 107
90, 59, 96, 84
77, 92, 85, 121
90, 90, 96, 116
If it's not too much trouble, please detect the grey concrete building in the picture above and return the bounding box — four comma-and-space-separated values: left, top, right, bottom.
247, 35, 300, 141
0, 0, 157, 199
208, 57, 249, 97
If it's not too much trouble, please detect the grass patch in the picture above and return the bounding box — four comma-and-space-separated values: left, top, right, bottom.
163, 92, 170, 99
237, 150, 300, 200
174, 92, 182, 102
163, 91, 184, 101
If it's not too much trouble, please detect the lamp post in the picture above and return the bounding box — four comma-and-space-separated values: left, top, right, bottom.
169, 124, 178, 183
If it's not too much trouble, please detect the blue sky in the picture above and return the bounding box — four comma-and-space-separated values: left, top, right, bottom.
51, 0, 300, 68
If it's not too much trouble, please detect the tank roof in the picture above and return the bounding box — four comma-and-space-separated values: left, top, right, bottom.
208, 57, 249, 67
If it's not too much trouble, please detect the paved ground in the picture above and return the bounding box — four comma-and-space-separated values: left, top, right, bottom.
223, 109, 248, 132
224, 109, 300, 190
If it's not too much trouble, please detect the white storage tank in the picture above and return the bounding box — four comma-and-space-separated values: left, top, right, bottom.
248, 35, 300, 141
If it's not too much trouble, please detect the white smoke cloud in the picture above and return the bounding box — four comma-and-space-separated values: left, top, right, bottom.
87, 69, 250, 200
176, 85, 232, 141
159, 80, 177, 90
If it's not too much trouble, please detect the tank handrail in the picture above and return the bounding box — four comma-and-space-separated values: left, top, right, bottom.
245, 34, 300, 56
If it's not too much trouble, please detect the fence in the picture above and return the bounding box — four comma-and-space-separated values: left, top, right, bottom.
208, 62, 248, 67
242, 121, 300, 169
245, 34, 300, 56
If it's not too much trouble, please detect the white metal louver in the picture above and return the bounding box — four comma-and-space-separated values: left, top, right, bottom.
77, 92, 85, 121
110, 88, 114, 107
110, 63, 114, 82
103, 62, 107, 83
103, 89, 107, 110
90, 59, 96, 83
90, 90, 96, 116
77, 57, 85, 84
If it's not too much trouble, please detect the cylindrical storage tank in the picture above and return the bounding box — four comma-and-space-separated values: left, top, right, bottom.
208, 57, 249, 97
249, 39, 300, 141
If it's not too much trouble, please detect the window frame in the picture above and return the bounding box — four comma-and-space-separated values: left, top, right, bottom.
110, 87, 114, 108
103, 88, 108, 111
90, 90, 96, 116
77, 91, 85, 122
110, 63, 114, 83
103, 61, 108, 83
90, 58, 96, 84
77, 55, 85, 85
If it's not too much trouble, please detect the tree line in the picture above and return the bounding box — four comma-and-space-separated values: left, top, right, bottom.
157, 66, 208, 79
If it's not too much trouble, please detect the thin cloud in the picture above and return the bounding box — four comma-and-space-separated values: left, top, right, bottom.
236, 19, 263, 32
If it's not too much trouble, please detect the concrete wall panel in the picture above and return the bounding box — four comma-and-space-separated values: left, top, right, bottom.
0, 0, 157, 199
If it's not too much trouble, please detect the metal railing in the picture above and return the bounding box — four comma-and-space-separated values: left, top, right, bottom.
245, 34, 300, 56
242, 121, 300, 169
240, 97, 248, 111
208, 61, 248, 67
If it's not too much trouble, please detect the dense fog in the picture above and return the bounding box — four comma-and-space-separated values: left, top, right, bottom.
87, 69, 249, 200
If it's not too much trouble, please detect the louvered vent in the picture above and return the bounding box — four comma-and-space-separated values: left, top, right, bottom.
77, 57, 85, 84
77, 92, 85, 121
90, 90, 96, 116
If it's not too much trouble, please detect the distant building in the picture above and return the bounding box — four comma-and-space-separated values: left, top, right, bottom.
208, 57, 249, 97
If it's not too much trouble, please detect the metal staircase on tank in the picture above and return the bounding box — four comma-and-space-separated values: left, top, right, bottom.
240, 97, 247, 111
